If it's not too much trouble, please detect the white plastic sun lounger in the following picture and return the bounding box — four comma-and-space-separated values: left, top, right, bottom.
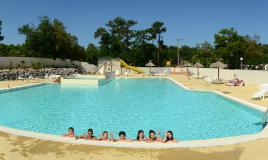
204, 77, 217, 83
17, 76, 26, 80
259, 84, 268, 90
252, 84, 268, 100
193, 75, 206, 79
252, 90, 268, 100
151, 70, 170, 76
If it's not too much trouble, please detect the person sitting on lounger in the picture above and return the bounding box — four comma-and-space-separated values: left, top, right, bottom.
116, 131, 133, 142
98, 131, 114, 141
163, 131, 177, 143
79, 128, 97, 140
63, 127, 75, 137
145, 130, 162, 143
136, 130, 146, 141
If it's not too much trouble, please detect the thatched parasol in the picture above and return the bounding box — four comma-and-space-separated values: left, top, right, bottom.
210, 60, 227, 83
145, 60, 155, 74
193, 62, 204, 77
182, 62, 192, 71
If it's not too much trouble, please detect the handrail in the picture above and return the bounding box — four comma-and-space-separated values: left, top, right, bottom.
95, 63, 105, 74
262, 109, 268, 128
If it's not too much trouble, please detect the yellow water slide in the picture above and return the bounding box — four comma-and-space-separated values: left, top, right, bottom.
120, 59, 144, 73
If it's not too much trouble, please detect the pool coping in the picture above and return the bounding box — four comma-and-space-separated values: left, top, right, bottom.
0, 78, 268, 148
0, 82, 46, 93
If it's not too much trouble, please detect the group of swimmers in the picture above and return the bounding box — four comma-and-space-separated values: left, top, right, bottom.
63, 127, 177, 143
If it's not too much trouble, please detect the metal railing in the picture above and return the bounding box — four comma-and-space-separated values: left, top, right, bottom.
94, 63, 105, 74
263, 109, 268, 128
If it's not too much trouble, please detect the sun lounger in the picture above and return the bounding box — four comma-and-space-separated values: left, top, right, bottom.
205, 77, 225, 84
17, 76, 26, 80
28, 75, 34, 80
212, 79, 225, 84
151, 70, 170, 76
258, 84, 268, 90
226, 79, 245, 86
252, 84, 268, 100
252, 90, 268, 100
193, 75, 206, 79
204, 77, 217, 83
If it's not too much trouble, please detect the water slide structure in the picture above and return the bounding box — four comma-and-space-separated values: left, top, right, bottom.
120, 59, 144, 73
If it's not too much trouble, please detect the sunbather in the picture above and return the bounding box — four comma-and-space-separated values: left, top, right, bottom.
226, 74, 244, 86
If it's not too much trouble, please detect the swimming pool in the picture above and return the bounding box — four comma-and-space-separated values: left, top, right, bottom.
0, 78, 264, 141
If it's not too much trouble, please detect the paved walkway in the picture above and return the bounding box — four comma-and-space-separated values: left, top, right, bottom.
1, 131, 268, 160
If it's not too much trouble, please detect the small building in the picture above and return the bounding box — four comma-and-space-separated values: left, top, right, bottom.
98, 57, 121, 75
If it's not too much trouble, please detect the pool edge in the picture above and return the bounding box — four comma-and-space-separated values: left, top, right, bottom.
0, 78, 268, 148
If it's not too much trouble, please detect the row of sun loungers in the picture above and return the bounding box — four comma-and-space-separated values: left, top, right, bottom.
150, 70, 170, 76
196, 74, 267, 100
123, 69, 171, 76
191, 73, 245, 86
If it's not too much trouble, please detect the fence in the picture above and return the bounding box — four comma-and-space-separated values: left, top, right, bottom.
136, 67, 268, 84
0, 57, 80, 68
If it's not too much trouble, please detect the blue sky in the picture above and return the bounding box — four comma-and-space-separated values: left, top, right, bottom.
1, 0, 268, 47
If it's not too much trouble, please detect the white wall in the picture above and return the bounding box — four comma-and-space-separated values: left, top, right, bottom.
128, 67, 268, 85
188, 67, 268, 84
0, 57, 79, 68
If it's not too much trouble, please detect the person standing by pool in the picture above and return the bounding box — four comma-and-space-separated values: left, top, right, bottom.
116, 131, 133, 142
79, 128, 97, 140
163, 131, 177, 143
63, 127, 75, 137
136, 130, 146, 141
98, 131, 115, 141
145, 130, 162, 143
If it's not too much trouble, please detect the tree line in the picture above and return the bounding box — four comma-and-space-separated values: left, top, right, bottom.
0, 16, 268, 69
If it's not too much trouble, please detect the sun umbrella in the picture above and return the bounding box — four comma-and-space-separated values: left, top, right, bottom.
193, 62, 204, 77
145, 60, 155, 74
182, 62, 192, 71
210, 60, 227, 83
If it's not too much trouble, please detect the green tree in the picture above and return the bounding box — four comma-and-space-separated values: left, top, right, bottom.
148, 21, 166, 66
214, 28, 247, 68
192, 42, 215, 67
0, 44, 22, 57
107, 17, 137, 52
263, 44, 268, 55
131, 29, 157, 66
179, 45, 195, 63
95, 17, 139, 63
94, 27, 111, 57
85, 43, 99, 65
244, 35, 263, 65
166, 46, 178, 66
18, 16, 85, 60
0, 20, 4, 41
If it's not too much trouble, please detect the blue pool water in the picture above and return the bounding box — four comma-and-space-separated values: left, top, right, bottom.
0, 78, 263, 140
